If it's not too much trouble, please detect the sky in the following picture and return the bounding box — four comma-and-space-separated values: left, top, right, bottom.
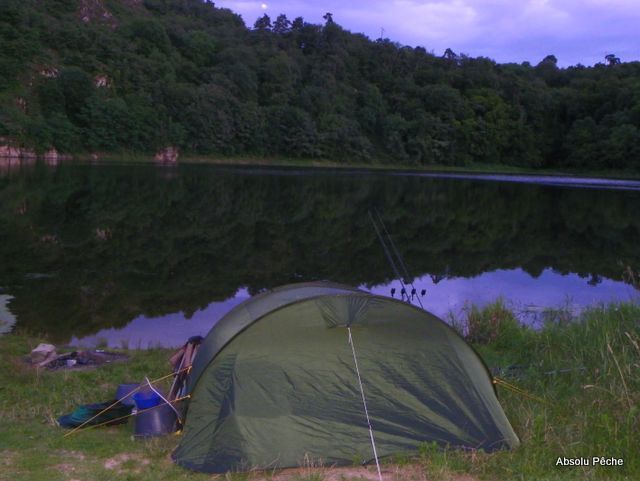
217, 0, 640, 67
72, 268, 638, 348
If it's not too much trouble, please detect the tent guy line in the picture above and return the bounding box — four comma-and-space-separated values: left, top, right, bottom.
348, 326, 383, 481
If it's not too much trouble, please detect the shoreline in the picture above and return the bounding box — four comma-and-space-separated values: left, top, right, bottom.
121, 155, 640, 181
5, 152, 640, 181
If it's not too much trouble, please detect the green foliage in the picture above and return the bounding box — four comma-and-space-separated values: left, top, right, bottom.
441, 303, 640, 480
58, 67, 95, 123
457, 299, 530, 349
0, 0, 639, 168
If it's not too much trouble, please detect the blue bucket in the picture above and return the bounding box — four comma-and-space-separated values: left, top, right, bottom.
115, 383, 139, 407
132, 391, 162, 410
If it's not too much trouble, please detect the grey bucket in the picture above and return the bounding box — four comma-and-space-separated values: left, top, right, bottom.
134, 403, 177, 438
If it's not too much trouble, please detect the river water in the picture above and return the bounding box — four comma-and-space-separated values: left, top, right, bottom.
1, 160, 638, 347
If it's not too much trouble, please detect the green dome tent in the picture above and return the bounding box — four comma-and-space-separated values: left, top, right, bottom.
173, 282, 519, 473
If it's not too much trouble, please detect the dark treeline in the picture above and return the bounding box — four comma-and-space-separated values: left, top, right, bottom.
1, 0, 640, 169
1, 163, 639, 340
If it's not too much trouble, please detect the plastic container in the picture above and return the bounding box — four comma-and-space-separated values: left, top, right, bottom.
134, 403, 177, 438
132, 390, 162, 410
115, 383, 139, 407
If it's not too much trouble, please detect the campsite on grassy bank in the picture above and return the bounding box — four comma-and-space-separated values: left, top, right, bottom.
3, 0, 640, 477
1, 301, 638, 481
1, 162, 639, 480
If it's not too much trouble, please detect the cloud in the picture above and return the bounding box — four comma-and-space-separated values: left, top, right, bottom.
216, 0, 640, 66
341, 1, 479, 43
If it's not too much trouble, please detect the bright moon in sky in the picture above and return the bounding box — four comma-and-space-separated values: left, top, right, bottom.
261, 3, 267, 9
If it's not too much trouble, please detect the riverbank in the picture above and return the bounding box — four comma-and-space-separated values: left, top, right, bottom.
1, 301, 638, 480
123, 155, 640, 181
179, 156, 640, 181
6, 151, 640, 181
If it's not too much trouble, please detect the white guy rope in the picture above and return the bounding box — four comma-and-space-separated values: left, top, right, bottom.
348, 327, 383, 481
145, 376, 182, 424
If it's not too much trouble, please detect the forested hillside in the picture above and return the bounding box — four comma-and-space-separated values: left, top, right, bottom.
2, 0, 640, 169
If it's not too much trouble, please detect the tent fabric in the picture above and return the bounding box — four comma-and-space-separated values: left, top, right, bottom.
187, 282, 363, 392
173, 283, 519, 473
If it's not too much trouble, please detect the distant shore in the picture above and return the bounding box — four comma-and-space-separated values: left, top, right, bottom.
9, 152, 639, 182
5, 153, 640, 191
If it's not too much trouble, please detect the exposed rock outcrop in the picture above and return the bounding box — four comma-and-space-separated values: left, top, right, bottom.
43, 148, 73, 165
40, 67, 59, 78
0, 138, 36, 160
16, 97, 27, 112
78, 0, 117, 28
1, 138, 73, 165
94, 74, 111, 88
0, 145, 22, 159
154, 146, 179, 163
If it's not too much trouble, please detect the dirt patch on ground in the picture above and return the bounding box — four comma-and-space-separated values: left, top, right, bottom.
266, 464, 476, 481
50, 451, 89, 475
104, 453, 151, 474
54, 463, 77, 474
55, 450, 87, 461
0, 449, 18, 467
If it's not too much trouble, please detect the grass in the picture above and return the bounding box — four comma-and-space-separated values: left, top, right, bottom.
458, 301, 640, 480
0, 333, 212, 481
1, 302, 639, 480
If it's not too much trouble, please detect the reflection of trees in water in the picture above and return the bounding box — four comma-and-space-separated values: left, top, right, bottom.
1, 163, 639, 341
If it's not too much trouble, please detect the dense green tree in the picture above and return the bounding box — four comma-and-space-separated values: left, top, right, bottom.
272, 14, 291, 34
0, 0, 639, 170
253, 14, 272, 31
58, 67, 94, 124
605, 54, 621, 66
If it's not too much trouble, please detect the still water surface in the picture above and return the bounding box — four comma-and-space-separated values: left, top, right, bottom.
1, 161, 638, 347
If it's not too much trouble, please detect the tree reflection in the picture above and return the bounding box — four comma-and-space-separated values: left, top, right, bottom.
0, 163, 638, 340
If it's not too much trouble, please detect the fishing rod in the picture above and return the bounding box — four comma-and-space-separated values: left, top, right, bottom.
368, 209, 425, 308
373, 208, 425, 309
374, 209, 410, 281
368, 210, 405, 288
